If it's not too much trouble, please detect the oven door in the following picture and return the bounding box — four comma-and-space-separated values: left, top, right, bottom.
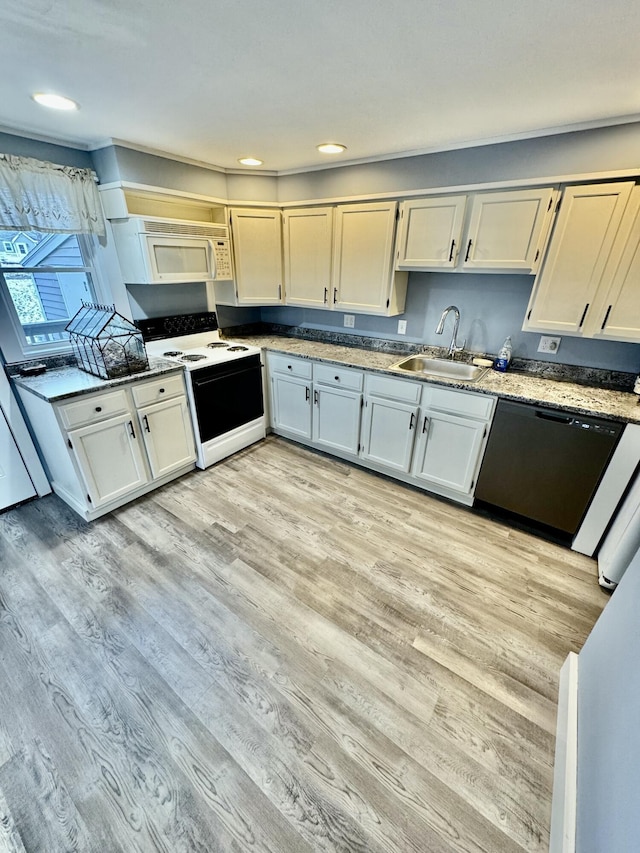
190, 354, 264, 442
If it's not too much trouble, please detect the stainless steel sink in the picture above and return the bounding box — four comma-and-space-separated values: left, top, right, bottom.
390, 355, 489, 382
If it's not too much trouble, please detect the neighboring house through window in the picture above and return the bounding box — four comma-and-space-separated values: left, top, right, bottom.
0, 228, 105, 358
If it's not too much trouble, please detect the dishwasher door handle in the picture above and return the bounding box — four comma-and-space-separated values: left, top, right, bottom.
535, 410, 573, 424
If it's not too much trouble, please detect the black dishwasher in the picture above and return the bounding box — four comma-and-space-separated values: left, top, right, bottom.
475, 399, 623, 539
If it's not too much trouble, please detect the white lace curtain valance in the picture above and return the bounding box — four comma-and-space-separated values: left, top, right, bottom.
0, 153, 105, 238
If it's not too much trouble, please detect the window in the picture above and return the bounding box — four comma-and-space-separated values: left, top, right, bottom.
0, 228, 104, 359
2, 241, 12, 252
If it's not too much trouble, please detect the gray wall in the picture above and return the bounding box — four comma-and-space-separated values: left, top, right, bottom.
262, 272, 640, 372
576, 546, 640, 853
0, 130, 94, 169
277, 122, 640, 202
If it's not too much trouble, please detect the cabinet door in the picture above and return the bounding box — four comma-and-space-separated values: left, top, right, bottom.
332, 202, 397, 313
271, 374, 312, 439
312, 386, 361, 455
137, 397, 196, 479
592, 187, 640, 342
396, 196, 467, 269
283, 207, 333, 307
360, 397, 418, 473
69, 414, 149, 508
412, 411, 486, 494
229, 208, 283, 305
463, 188, 556, 272
523, 182, 634, 335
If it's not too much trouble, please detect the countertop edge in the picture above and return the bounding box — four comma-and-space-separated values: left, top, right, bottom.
254, 337, 640, 425
11, 359, 185, 403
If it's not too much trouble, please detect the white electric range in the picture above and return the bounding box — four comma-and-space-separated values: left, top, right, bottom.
138, 313, 265, 469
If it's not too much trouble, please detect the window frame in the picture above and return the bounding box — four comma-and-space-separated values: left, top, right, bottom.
0, 232, 114, 363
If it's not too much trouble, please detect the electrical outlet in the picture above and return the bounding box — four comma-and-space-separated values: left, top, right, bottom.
538, 335, 561, 354
343, 314, 355, 328
397, 320, 407, 335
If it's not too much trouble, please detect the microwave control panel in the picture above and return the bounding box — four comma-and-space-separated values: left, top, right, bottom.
213, 238, 233, 280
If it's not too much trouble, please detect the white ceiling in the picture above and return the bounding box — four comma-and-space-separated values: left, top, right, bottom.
2, 0, 640, 174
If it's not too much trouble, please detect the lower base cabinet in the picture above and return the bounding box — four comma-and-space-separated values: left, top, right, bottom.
267, 353, 496, 504
412, 410, 486, 493
16, 370, 196, 521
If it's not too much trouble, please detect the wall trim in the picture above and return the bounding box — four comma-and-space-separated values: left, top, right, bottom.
98, 168, 640, 213
550, 652, 579, 853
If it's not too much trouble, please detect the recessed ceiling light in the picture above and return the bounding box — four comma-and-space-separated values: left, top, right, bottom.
32, 92, 79, 111
317, 143, 347, 154
238, 157, 263, 166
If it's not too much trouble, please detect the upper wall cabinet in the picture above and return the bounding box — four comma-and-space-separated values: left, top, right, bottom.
396, 187, 557, 274
591, 186, 640, 343
332, 202, 407, 315
223, 208, 284, 306
396, 196, 467, 269
282, 207, 333, 308
523, 182, 635, 338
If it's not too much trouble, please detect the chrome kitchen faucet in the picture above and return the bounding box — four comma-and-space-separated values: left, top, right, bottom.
435, 305, 465, 359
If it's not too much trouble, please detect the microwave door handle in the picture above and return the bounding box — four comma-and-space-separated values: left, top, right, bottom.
207, 240, 217, 280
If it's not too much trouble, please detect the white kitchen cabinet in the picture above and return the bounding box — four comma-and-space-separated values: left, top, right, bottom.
396, 187, 556, 273
332, 202, 407, 315
396, 196, 467, 269
283, 207, 333, 308
268, 355, 313, 439
312, 364, 363, 455
137, 395, 196, 478
360, 374, 422, 473
523, 182, 635, 336
227, 208, 283, 305
413, 384, 495, 494
463, 187, 557, 272
16, 370, 196, 521
412, 411, 486, 493
69, 412, 149, 508
271, 374, 312, 438
589, 186, 640, 342
266, 353, 496, 506
313, 385, 361, 455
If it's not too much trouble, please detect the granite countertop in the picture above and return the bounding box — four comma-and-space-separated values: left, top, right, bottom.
11, 357, 183, 403
239, 334, 640, 425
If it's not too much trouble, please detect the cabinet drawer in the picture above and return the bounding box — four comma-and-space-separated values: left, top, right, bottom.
313, 363, 363, 391
365, 373, 422, 404
424, 386, 495, 420
131, 373, 185, 408
268, 353, 312, 379
57, 389, 130, 430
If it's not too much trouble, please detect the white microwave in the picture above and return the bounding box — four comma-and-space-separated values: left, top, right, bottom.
110, 216, 233, 284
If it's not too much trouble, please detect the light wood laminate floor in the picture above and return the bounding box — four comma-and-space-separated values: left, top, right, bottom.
0, 436, 607, 852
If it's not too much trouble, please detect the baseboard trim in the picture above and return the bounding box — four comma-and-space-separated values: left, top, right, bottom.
549, 651, 579, 853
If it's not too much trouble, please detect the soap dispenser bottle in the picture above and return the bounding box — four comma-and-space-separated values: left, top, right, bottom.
494, 336, 512, 372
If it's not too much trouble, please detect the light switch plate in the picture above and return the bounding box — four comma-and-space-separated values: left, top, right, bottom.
538, 335, 561, 353
343, 314, 355, 328
397, 320, 407, 335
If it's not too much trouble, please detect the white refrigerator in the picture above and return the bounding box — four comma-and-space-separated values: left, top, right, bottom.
0, 366, 49, 511
598, 468, 640, 588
